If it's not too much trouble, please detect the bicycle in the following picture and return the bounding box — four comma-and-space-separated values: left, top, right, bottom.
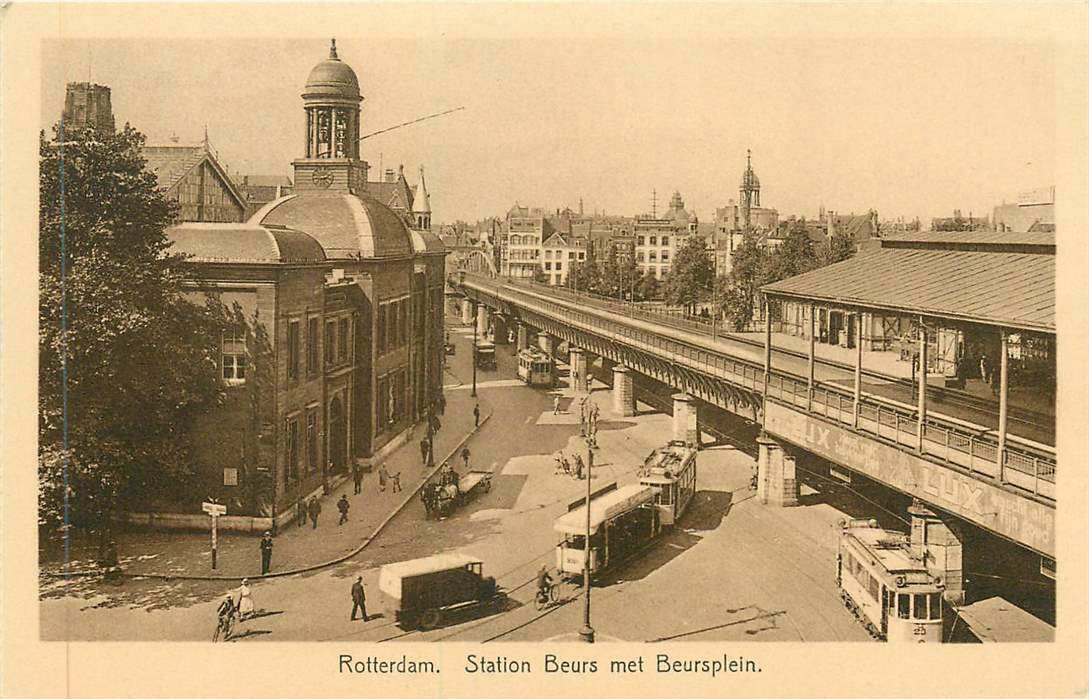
212, 610, 237, 642
533, 580, 561, 611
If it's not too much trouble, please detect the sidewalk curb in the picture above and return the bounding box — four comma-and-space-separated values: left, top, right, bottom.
44, 411, 494, 583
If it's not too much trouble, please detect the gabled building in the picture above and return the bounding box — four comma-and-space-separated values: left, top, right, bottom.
542, 231, 587, 286
142, 138, 248, 223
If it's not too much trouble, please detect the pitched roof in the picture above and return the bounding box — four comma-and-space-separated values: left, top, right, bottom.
762, 246, 1054, 333
142, 143, 247, 211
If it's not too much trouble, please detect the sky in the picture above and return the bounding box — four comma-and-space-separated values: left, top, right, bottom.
41, 35, 1055, 225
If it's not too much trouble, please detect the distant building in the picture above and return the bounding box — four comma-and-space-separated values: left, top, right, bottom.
714, 152, 779, 274
237, 175, 294, 219
142, 138, 248, 223
60, 82, 115, 136
931, 209, 989, 232
633, 190, 698, 279
502, 205, 547, 278
993, 187, 1055, 233
542, 231, 587, 286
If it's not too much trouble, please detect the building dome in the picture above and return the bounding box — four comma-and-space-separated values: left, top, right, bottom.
740, 168, 761, 190
250, 192, 413, 260
303, 39, 361, 102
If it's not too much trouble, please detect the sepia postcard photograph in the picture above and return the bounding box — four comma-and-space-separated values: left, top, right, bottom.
3, 2, 1088, 698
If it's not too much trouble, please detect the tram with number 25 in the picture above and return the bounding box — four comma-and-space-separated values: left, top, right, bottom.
638, 440, 697, 526
837, 519, 945, 643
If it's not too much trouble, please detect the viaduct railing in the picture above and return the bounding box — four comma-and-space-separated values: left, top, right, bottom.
455, 273, 1056, 504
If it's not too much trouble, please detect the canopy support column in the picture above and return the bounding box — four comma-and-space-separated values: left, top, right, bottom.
997, 330, 1009, 482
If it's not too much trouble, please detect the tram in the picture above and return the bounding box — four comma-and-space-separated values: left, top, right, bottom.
638, 441, 697, 526
836, 519, 945, 643
516, 348, 554, 387
553, 483, 661, 581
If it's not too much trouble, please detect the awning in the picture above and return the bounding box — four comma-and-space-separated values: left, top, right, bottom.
761, 247, 1054, 333
554, 484, 654, 536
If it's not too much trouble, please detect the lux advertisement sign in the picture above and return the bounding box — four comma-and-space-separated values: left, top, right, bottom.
764, 402, 1055, 557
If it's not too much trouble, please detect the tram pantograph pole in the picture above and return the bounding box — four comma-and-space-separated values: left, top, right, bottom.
579, 436, 595, 643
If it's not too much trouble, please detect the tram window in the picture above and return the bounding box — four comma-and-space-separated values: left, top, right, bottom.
928, 593, 942, 620
868, 577, 879, 601
913, 593, 927, 620
659, 485, 673, 505
897, 594, 910, 619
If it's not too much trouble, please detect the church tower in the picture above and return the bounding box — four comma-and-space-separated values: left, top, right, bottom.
293, 39, 369, 193
412, 165, 432, 230
739, 149, 761, 232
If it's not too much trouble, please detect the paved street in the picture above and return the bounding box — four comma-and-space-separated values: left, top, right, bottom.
41, 311, 875, 643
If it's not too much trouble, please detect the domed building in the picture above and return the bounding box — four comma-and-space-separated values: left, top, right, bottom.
160, 40, 447, 531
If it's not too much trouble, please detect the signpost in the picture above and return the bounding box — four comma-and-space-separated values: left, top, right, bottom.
202, 500, 227, 570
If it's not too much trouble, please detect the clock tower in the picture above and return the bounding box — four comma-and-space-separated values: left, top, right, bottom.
293, 39, 369, 193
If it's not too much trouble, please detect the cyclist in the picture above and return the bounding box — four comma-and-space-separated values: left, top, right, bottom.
214, 593, 237, 642
535, 565, 554, 606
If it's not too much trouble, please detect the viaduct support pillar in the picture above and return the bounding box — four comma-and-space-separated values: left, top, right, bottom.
476, 304, 489, 339
516, 323, 529, 351
538, 332, 554, 358
569, 347, 589, 393
492, 314, 509, 345
909, 501, 965, 606
612, 366, 635, 417
672, 393, 700, 449
755, 434, 799, 507
461, 298, 473, 325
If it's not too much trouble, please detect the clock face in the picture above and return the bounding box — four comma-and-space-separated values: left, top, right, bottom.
312, 166, 333, 188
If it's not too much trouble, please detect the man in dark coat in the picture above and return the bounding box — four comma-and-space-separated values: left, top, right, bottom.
351, 576, 368, 621
460, 446, 471, 470
473, 403, 481, 427
259, 531, 273, 575
337, 494, 350, 525
297, 495, 306, 527
420, 437, 431, 467
308, 497, 321, 529
352, 463, 363, 495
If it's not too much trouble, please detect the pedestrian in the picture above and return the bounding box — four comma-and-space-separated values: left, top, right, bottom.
237, 578, 255, 620
308, 497, 321, 529
553, 395, 561, 415
351, 576, 369, 621
438, 394, 446, 415
297, 495, 306, 527
420, 437, 431, 467
337, 494, 350, 525
378, 464, 389, 493
391, 471, 402, 493
979, 353, 989, 383
473, 402, 481, 427
460, 446, 471, 470
259, 531, 273, 575
352, 462, 363, 495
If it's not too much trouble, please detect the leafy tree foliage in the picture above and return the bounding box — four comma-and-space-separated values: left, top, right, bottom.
822, 232, 855, 266
38, 124, 231, 533
663, 236, 714, 313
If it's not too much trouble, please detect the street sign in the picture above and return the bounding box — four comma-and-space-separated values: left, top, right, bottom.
202, 501, 227, 516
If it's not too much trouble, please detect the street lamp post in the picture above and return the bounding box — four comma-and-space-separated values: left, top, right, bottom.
579, 435, 595, 643
471, 301, 478, 397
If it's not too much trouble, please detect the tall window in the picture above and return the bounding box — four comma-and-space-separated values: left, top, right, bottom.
306, 412, 318, 472
307, 317, 319, 375
287, 320, 300, 380
287, 419, 299, 480
337, 318, 349, 362
400, 301, 409, 346
378, 305, 388, 353
325, 321, 336, 366
222, 329, 247, 384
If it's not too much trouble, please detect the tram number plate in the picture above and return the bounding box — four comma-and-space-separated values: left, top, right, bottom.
913, 624, 927, 635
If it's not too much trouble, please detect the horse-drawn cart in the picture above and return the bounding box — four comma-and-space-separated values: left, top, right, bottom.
422, 470, 493, 518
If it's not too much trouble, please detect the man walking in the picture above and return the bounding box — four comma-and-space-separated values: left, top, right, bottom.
420, 437, 431, 467
378, 464, 389, 493
391, 471, 402, 493
351, 576, 369, 621
553, 395, 561, 415
259, 531, 273, 575
297, 495, 306, 527
460, 446, 471, 470
352, 462, 363, 495
308, 497, 322, 529
473, 403, 481, 427
337, 494, 350, 525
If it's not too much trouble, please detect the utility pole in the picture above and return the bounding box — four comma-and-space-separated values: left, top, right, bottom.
471, 302, 478, 397
579, 434, 595, 643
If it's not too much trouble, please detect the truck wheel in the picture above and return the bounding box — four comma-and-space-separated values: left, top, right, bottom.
418, 609, 442, 630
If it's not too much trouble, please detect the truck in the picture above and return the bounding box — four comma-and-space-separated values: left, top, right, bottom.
378, 553, 506, 630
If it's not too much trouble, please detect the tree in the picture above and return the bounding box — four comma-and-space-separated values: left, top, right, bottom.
770, 228, 819, 280
38, 124, 231, 535
663, 236, 714, 313
530, 265, 549, 284
822, 232, 855, 265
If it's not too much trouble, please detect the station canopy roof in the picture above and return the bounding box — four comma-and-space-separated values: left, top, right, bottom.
761, 244, 1055, 334
554, 484, 655, 536
954, 596, 1054, 642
